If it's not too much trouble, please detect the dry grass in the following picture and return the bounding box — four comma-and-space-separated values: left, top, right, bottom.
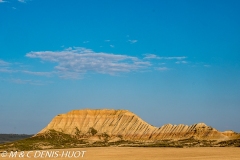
1, 147, 240, 160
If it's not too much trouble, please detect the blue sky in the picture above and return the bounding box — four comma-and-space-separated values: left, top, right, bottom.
0, 0, 240, 134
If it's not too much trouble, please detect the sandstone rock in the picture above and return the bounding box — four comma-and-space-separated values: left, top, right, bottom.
36, 109, 238, 141
222, 130, 239, 139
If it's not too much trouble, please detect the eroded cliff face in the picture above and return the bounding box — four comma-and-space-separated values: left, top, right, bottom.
37, 109, 238, 141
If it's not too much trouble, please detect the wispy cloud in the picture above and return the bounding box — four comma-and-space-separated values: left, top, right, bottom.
0, 59, 10, 66
0, 0, 7, 3
204, 65, 211, 67
83, 41, 89, 44
144, 54, 161, 59
0, 60, 53, 77
128, 40, 138, 44
144, 54, 187, 61
22, 71, 53, 77
26, 47, 151, 79
0, 49, 191, 81
156, 67, 170, 71
9, 79, 32, 84
0, 68, 53, 76
105, 40, 111, 42
0, 60, 13, 73
163, 57, 187, 60
143, 54, 188, 71
176, 60, 188, 64
18, 0, 26, 3
6, 78, 46, 85
110, 45, 114, 48
0, 68, 15, 73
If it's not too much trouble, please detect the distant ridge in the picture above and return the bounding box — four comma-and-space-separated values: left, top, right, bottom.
0, 134, 33, 144
36, 109, 239, 141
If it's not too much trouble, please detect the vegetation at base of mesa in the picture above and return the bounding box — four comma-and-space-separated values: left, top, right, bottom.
92, 140, 134, 147
0, 129, 86, 151
74, 127, 82, 138
217, 139, 240, 147
88, 127, 97, 136
75, 127, 81, 136
74, 127, 98, 138
1, 130, 240, 151
102, 132, 110, 142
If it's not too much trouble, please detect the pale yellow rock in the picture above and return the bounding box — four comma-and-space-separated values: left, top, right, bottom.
37, 109, 238, 141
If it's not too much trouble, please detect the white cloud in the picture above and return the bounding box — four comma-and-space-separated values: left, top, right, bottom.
0, 60, 10, 66
57, 71, 82, 79
144, 54, 161, 59
0, 60, 53, 77
0, 68, 15, 73
0, 0, 7, 3
162, 56, 187, 60
144, 55, 187, 61
105, 40, 111, 42
110, 45, 114, 48
22, 71, 53, 77
204, 65, 211, 67
128, 40, 138, 44
6, 78, 46, 85
9, 79, 31, 84
83, 41, 89, 44
18, 0, 26, 3
156, 67, 169, 71
175, 60, 188, 64
0, 49, 190, 80
159, 63, 166, 65
26, 47, 151, 79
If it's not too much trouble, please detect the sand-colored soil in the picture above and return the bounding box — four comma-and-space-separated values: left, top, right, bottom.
1, 147, 240, 160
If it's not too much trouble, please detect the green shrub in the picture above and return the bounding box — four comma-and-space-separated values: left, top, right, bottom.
88, 127, 97, 136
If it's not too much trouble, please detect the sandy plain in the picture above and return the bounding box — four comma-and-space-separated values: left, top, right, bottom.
1, 147, 240, 160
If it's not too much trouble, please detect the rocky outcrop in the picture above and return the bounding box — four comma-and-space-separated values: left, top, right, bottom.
37, 109, 239, 141
221, 130, 239, 139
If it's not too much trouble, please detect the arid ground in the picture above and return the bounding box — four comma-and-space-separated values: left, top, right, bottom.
1, 147, 240, 160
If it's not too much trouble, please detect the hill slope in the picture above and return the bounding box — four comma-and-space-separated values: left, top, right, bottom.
37, 109, 239, 141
